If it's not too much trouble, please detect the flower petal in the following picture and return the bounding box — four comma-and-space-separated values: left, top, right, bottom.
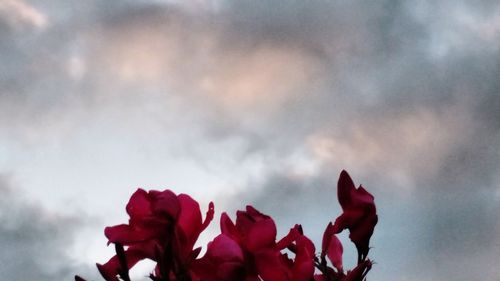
276, 224, 301, 250
201, 201, 215, 231
293, 235, 316, 281
126, 188, 152, 219
104, 224, 160, 244
254, 248, 287, 281
321, 222, 335, 258
338, 170, 355, 210
96, 246, 149, 281
150, 189, 181, 220
177, 194, 203, 243
344, 260, 372, 281
206, 234, 244, 262
220, 212, 239, 240
246, 218, 277, 252
326, 235, 343, 272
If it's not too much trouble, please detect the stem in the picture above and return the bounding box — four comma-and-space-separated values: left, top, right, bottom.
313, 256, 336, 281
115, 243, 131, 281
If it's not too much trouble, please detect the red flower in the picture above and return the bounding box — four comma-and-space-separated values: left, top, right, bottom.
279, 229, 316, 281
98, 188, 214, 281
192, 234, 246, 281
333, 171, 377, 260
77, 169, 379, 281
221, 206, 283, 280
221, 206, 316, 281
314, 260, 371, 281
321, 222, 343, 273
343, 260, 372, 281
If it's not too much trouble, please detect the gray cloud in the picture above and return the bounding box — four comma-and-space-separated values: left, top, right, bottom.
206, 2, 500, 280
0, 176, 99, 280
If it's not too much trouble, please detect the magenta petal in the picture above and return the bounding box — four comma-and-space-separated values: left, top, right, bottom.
177, 194, 203, 242
321, 222, 335, 258
344, 260, 372, 281
201, 201, 215, 231
245, 205, 271, 222
236, 206, 271, 234
276, 224, 301, 250
206, 234, 244, 262
235, 210, 255, 234
351, 186, 375, 207
314, 275, 327, 281
126, 188, 152, 219
334, 171, 377, 258
150, 189, 181, 219
104, 224, 160, 244
96, 262, 119, 281
326, 235, 343, 272
254, 249, 287, 281
216, 261, 246, 281
96, 246, 149, 281
246, 219, 277, 252
193, 234, 245, 281
337, 170, 355, 210
221, 212, 239, 240
349, 213, 378, 253
292, 235, 316, 281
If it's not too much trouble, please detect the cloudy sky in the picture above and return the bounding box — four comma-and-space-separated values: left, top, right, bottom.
1, 0, 500, 280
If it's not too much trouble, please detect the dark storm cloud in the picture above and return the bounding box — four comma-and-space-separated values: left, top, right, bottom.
0, 176, 99, 280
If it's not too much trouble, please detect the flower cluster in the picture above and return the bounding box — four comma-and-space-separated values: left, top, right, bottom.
76, 170, 377, 281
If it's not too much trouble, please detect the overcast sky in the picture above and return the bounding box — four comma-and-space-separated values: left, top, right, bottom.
1, 1, 500, 280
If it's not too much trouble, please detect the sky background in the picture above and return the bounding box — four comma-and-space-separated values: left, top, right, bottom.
1, 0, 500, 280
